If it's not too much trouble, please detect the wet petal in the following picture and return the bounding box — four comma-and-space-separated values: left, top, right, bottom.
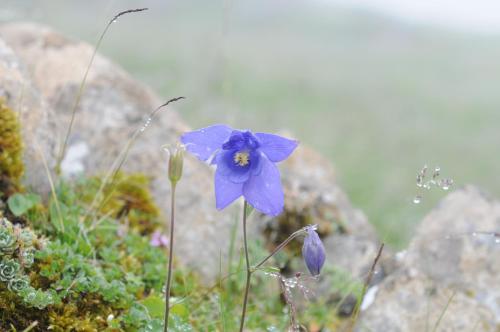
255, 133, 298, 162
243, 156, 284, 216
181, 125, 233, 161
215, 171, 244, 210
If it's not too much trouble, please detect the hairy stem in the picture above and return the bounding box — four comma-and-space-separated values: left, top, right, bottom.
239, 201, 251, 332
164, 183, 177, 332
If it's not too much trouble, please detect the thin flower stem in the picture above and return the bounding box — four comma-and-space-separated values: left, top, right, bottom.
239, 201, 251, 332
164, 183, 177, 332
254, 228, 307, 270
349, 242, 385, 332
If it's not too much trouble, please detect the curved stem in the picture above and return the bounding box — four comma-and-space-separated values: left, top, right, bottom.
55, 8, 148, 176
254, 228, 306, 270
164, 183, 177, 332
239, 201, 251, 332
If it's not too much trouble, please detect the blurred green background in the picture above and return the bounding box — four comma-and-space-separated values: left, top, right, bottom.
3, 0, 500, 248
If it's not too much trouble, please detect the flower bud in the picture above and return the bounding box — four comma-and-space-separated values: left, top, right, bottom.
302, 227, 326, 276
167, 143, 184, 185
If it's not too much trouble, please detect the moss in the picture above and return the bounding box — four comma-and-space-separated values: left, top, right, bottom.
80, 172, 161, 235
47, 301, 113, 332
0, 99, 24, 198
0, 283, 50, 331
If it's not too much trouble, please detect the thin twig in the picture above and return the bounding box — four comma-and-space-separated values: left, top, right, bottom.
349, 243, 385, 331
55, 7, 149, 175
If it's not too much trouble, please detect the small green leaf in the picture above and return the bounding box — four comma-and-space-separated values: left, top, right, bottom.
49, 200, 66, 232
170, 301, 189, 320
7, 193, 41, 216
141, 294, 165, 319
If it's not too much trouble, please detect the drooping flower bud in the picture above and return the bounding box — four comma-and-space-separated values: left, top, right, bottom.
166, 143, 184, 185
302, 227, 326, 276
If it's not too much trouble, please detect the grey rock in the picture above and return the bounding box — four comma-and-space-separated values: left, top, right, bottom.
359, 186, 500, 332
0, 36, 58, 193
278, 144, 382, 279
0, 22, 380, 286
0, 22, 231, 281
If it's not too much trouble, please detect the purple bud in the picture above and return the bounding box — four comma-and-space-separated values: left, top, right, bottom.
302, 228, 326, 276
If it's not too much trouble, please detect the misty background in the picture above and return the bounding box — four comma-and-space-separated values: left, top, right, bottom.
2, 0, 500, 247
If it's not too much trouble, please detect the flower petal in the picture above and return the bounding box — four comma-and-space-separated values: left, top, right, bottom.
181, 125, 233, 161
243, 156, 284, 216
255, 133, 298, 162
215, 171, 244, 210
215, 150, 252, 183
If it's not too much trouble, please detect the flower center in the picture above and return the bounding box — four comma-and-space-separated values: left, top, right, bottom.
233, 151, 250, 166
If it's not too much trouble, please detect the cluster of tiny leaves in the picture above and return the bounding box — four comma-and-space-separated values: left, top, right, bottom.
0, 218, 54, 309
0, 176, 189, 331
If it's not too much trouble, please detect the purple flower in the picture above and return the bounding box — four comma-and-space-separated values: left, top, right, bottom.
181, 125, 298, 216
302, 227, 326, 276
150, 231, 169, 248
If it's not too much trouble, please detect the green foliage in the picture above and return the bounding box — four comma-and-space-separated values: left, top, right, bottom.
7, 193, 41, 217
0, 218, 52, 306
78, 172, 162, 235
0, 165, 354, 331
0, 99, 24, 197
0, 177, 181, 331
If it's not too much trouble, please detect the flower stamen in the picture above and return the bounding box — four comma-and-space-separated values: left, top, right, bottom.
234, 151, 250, 166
